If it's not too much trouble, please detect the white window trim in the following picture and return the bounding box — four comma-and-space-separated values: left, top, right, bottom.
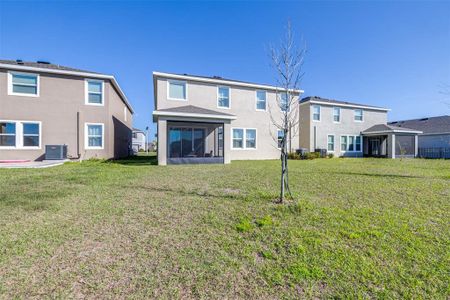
340, 134, 363, 152
7, 71, 40, 97
231, 128, 257, 150
217, 86, 231, 109
0, 120, 42, 150
124, 107, 127, 122
85, 79, 105, 106
354, 109, 364, 122
312, 104, 321, 122
255, 90, 267, 112
333, 107, 341, 123
327, 134, 335, 152
167, 79, 188, 101
85, 123, 105, 150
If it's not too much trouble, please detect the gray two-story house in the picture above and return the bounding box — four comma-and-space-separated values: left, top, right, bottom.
0, 60, 134, 161
299, 96, 422, 158
152, 72, 303, 165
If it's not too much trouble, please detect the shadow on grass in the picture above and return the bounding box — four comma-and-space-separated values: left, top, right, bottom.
326, 171, 428, 179
109, 154, 158, 166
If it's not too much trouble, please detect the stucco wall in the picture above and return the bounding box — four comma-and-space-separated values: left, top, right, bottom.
299, 102, 387, 157
0, 68, 132, 161
155, 77, 300, 162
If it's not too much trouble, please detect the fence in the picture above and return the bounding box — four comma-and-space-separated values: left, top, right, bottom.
418, 147, 450, 159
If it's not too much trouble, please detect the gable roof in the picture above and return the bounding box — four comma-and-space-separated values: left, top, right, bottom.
300, 96, 390, 112
388, 115, 450, 135
0, 59, 133, 113
153, 71, 304, 93
362, 124, 422, 134
153, 105, 237, 121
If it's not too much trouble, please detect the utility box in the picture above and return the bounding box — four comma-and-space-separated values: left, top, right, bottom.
45, 145, 67, 160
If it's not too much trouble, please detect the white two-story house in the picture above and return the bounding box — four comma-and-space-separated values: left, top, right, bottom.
152, 72, 303, 165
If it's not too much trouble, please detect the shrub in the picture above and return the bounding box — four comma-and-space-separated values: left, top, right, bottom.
288, 152, 300, 160
304, 152, 320, 160
138, 148, 145, 152
327, 153, 334, 158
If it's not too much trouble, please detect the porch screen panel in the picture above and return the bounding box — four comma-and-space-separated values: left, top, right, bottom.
193, 129, 205, 157
169, 128, 181, 158
395, 135, 415, 156
181, 128, 192, 157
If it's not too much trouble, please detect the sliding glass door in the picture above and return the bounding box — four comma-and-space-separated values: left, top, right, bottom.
169, 127, 205, 158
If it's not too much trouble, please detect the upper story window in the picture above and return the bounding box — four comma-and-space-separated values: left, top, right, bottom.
217, 86, 230, 108
85, 123, 104, 149
280, 92, 289, 112
333, 107, 340, 122
85, 79, 104, 105
312, 105, 321, 121
256, 90, 267, 111
354, 109, 363, 121
168, 80, 187, 101
8, 72, 39, 97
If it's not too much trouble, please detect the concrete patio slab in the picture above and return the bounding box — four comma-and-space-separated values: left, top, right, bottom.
0, 160, 69, 169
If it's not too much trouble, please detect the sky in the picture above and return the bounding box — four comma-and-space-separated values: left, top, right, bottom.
1, 1, 449, 138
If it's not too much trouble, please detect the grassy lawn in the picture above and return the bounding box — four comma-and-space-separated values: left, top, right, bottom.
0, 155, 449, 298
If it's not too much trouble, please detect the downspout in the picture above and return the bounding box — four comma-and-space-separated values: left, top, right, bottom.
313, 126, 317, 150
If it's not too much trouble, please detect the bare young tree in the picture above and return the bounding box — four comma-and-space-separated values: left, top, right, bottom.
268, 21, 306, 203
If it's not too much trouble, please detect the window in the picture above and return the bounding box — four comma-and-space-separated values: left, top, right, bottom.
348, 136, 355, 151
232, 128, 244, 149
280, 92, 289, 112
124, 107, 127, 122
0, 121, 40, 148
8, 72, 39, 96
0, 122, 16, 147
355, 136, 361, 151
354, 109, 363, 121
312, 105, 321, 121
277, 130, 284, 148
327, 135, 335, 151
333, 107, 340, 122
23, 123, 40, 147
341, 135, 362, 152
232, 128, 257, 149
86, 79, 104, 105
86, 123, 104, 149
217, 86, 230, 108
168, 80, 187, 100
246, 129, 256, 149
256, 90, 267, 111
340, 136, 347, 151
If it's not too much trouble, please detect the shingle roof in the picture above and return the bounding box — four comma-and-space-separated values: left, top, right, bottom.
0, 59, 100, 74
388, 115, 450, 134
300, 96, 389, 110
362, 124, 421, 134
157, 105, 235, 116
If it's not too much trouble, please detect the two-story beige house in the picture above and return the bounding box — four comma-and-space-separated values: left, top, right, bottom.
299, 96, 422, 158
0, 60, 134, 161
152, 72, 303, 165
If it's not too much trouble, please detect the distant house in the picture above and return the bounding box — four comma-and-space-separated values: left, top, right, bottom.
132, 128, 146, 153
299, 96, 422, 158
389, 115, 450, 158
0, 59, 134, 161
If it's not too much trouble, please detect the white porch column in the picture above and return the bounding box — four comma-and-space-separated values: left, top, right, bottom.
391, 134, 396, 159
157, 118, 167, 165
224, 122, 231, 164
414, 135, 419, 157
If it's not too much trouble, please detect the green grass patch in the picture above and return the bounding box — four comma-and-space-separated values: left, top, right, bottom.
0, 155, 448, 298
